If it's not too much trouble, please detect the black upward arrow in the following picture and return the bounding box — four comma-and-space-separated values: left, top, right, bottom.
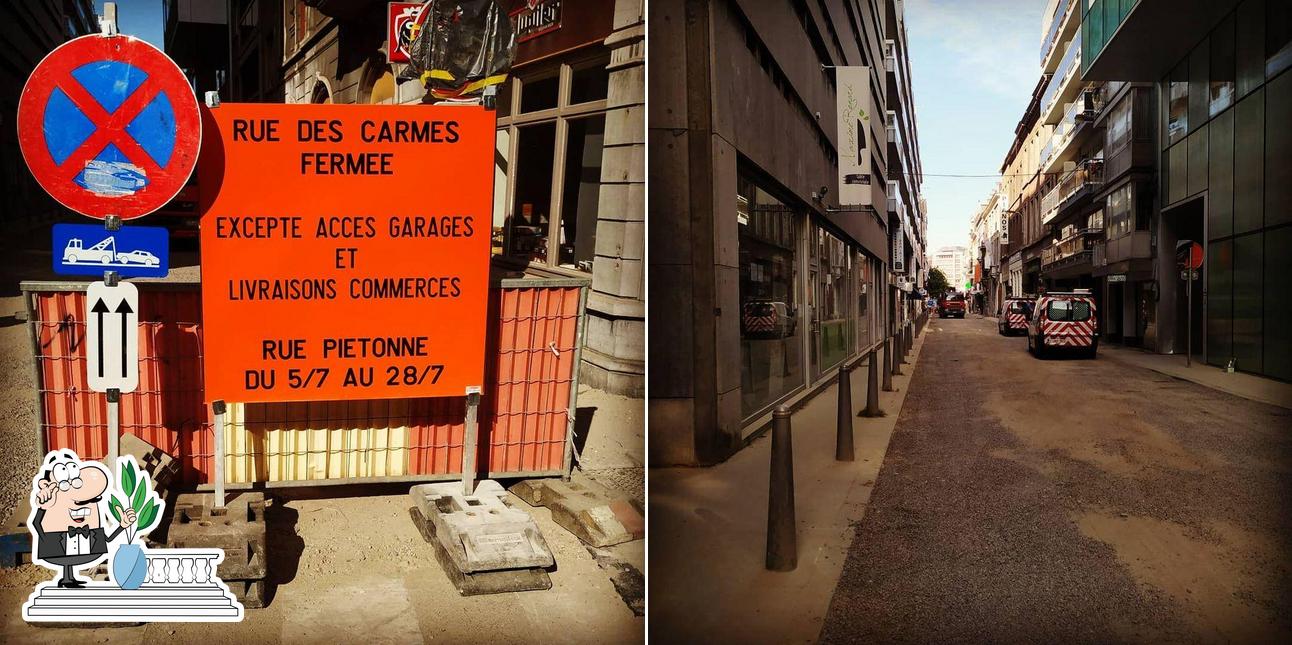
115, 299, 133, 378
91, 299, 109, 378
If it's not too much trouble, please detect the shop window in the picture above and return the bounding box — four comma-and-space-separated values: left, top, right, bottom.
558, 116, 605, 270
569, 59, 610, 105
494, 54, 612, 271
520, 74, 559, 113
1210, 14, 1236, 116
738, 175, 804, 419
509, 123, 558, 263
815, 227, 855, 373
1168, 62, 1189, 144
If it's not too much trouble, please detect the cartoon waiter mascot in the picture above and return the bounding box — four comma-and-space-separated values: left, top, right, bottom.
30, 450, 135, 588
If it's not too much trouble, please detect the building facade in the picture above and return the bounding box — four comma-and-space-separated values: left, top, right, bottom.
201, 0, 645, 395
1083, 0, 1291, 380
650, 0, 926, 466
932, 245, 969, 294
0, 0, 97, 239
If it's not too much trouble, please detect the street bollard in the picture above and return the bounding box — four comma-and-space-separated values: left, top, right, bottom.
882, 337, 896, 391
899, 327, 909, 365
766, 405, 797, 571
835, 361, 854, 461
892, 332, 905, 374
860, 348, 883, 417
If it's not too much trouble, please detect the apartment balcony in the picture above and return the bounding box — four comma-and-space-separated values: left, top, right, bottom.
1039, 31, 1082, 125
1040, 0, 1079, 73
1042, 159, 1105, 225
1082, 0, 1240, 81
885, 39, 896, 73
1041, 227, 1101, 278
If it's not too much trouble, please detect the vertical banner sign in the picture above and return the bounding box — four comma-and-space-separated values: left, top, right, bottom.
387, 2, 425, 64
892, 224, 906, 274
86, 281, 139, 393
836, 66, 872, 206
198, 104, 495, 403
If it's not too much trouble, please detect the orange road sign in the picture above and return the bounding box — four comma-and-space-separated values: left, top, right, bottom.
197, 103, 495, 403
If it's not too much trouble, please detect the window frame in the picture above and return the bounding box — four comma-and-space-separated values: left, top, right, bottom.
495, 52, 611, 271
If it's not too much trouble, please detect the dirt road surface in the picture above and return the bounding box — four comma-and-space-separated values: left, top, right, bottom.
819, 315, 1292, 643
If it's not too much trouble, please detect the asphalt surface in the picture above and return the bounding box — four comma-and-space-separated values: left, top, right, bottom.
818, 315, 1292, 644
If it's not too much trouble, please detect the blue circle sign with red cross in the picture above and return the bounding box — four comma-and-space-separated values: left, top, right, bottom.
17, 34, 200, 220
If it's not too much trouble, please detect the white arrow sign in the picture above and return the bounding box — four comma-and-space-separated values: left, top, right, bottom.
86, 281, 139, 393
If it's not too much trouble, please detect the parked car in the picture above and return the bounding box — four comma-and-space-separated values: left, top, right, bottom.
116, 250, 160, 266
938, 293, 966, 318
1027, 290, 1098, 358
741, 300, 797, 339
998, 297, 1034, 336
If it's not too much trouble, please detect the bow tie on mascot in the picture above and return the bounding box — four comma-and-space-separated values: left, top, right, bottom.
29, 451, 136, 588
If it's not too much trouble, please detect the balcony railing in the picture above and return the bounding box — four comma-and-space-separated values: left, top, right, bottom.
1042, 227, 1101, 268
1040, 0, 1077, 65
885, 39, 896, 72
1040, 31, 1082, 119
1041, 159, 1105, 224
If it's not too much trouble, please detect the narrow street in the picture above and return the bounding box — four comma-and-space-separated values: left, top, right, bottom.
819, 315, 1292, 643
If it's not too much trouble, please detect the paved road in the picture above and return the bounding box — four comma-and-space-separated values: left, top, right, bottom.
819, 315, 1292, 643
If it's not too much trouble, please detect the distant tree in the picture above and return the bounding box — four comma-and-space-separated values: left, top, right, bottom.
926, 268, 950, 297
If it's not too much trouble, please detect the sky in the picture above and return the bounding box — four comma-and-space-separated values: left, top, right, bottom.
904, 0, 1049, 253
97, 0, 166, 48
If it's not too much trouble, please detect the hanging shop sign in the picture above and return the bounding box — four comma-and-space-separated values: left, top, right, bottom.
836, 66, 873, 207
16, 34, 200, 220
197, 103, 496, 404
511, 0, 562, 43
387, 2, 425, 64
892, 225, 906, 274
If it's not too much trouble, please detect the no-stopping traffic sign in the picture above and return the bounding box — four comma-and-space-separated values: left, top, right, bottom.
16, 34, 200, 220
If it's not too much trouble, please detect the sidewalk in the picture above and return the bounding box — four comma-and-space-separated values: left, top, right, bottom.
1101, 344, 1292, 411
650, 328, 929, 643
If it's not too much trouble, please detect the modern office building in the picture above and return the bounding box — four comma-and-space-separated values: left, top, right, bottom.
650, 0, 927, 465
206, 0, 646, 395
1082, 0, 1291, 380
0, 0, 97, 239
932, 245, 969, 294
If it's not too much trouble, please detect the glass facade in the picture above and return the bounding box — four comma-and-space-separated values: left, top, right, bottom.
1158, 0, 1292, 380
736, 171, 885, 420
738, 176, 804, 418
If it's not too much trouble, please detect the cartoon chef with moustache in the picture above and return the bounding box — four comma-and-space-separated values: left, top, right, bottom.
29, 450, 135, 588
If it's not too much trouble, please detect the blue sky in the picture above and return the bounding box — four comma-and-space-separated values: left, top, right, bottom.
904, 0, 1048, 252
97, 0, 165, 47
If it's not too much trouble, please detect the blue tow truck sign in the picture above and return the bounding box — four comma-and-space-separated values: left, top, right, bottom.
52, 222, 169, 278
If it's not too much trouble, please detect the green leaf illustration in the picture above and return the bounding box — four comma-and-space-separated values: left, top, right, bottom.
121, 461, 136, 497
137, 499, 158, 532
108, 497, 123, 523
131, 474, 148, 513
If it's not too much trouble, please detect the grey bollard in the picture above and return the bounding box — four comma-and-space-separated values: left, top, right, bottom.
882, 337, 895, 391
766, 405, 797, 571
892, 332, 905, 374
835, 361, 854, 461
899, 327, 909, 365
861, 348, 883, 417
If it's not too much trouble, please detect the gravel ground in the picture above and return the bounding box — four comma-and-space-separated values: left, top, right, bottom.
819, 315, 1292, 643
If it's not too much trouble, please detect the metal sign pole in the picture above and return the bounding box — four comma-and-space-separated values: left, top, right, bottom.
462, 389, 481, 495
212, 400, 226, 508
1186, 268, 1193, 368
106, 388, 120, 467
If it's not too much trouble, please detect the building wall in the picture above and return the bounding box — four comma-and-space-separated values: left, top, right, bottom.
1153, 0, 1292, 380
649, 0, 903, 466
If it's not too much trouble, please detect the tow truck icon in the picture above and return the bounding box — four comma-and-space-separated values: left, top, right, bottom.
62, 237, 160, 267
